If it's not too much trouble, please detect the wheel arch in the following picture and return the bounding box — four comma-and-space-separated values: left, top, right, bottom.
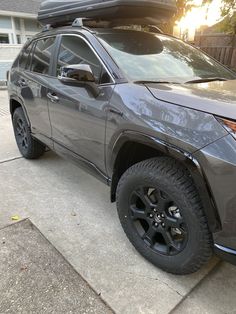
10, 96, 30, 126
109, 131, 221, 233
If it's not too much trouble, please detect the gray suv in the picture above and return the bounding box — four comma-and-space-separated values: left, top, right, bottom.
7, 25, 236, 274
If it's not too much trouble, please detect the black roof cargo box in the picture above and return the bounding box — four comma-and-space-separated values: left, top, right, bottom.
38, 0, 177, 27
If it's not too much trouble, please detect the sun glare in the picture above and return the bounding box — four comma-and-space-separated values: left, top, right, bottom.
176, 0, 222, 39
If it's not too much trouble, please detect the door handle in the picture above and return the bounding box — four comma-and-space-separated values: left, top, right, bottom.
47, 92, 59, 103
18, 79, 27, 87
108, 108, 123, 117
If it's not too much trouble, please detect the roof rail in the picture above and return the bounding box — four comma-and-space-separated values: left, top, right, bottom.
72, 18, 83, 27
72, 18, 97, 33
42, 24, 53, 32
40, 18, 164, 36
147, 25, 163, 34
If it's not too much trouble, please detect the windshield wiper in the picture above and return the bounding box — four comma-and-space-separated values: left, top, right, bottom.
134, 80, 179, 84
185, 77, 228, 84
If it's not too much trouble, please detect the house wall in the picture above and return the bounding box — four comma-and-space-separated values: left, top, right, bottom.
0, 14, 41, 83
0, 45, 21, 80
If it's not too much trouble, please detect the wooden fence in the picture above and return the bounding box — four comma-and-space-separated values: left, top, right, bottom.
194, 34, 236, 70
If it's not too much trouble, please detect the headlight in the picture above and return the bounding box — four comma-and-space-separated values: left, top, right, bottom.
217, 117, 236, 139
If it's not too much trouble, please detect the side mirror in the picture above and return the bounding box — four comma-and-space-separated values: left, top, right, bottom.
58, 64, 96, 85
58, 64, 100, 97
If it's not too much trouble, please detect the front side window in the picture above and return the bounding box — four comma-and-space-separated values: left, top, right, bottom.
98, 31, 236, 83
57, 35, 111, 84
31, 37, 56, 75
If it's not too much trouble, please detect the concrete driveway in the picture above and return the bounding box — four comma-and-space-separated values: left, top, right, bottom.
1, 90, 236, 313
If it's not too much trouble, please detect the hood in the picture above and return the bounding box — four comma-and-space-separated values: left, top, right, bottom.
146, 80, 236, 120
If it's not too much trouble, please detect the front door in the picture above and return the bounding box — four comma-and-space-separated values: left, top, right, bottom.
47, 34, 114, 175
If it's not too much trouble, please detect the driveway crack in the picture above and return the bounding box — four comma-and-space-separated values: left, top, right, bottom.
0, 156, 23, 164
113, 269, 184, 297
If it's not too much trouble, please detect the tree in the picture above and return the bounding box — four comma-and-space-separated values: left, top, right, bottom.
221, 0, 236, 16
221, 0, 236, 33
217, 12, 236, 34
204, 0, 236, 33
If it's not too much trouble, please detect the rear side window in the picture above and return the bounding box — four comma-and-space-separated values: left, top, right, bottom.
19, 42, 34, 69
31, 37, 56, 75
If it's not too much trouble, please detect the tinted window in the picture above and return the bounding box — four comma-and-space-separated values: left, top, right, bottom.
57, 35, 110, 84
31, 37, 56, 75
98, 32, 236, 83
19, 42, 34, 69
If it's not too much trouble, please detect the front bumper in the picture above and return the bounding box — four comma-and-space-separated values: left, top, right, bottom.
193, 134, 236, 255
214, 244, 236, 265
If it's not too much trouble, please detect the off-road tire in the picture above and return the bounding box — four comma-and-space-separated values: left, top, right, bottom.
13, 107, 45, 159
116, 157, 213, 275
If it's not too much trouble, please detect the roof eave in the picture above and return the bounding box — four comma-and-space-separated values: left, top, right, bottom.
0, 10, 37, 19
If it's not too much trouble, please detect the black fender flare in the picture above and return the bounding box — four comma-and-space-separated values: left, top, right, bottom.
108, 130, 221, 233
10, 95, 31, 127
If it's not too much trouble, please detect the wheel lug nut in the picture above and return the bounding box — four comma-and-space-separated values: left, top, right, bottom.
150, 214, 153, 218
161, 214, 165, 218
154, 223, 158, 227
157, 214, 161, 218
162, 223, 165, 227
153, 209, 157, 212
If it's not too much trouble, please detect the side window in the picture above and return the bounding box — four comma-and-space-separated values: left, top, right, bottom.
19, 42, 34, 69
31, 37, 56, 75
57, 35, 111, 84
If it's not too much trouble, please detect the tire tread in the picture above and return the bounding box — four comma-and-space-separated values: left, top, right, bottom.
116, 157, 213, 275
13, 107, 45, 159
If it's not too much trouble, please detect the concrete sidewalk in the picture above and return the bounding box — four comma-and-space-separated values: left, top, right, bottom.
1, 90, 236, 313
0, 219, 113, 314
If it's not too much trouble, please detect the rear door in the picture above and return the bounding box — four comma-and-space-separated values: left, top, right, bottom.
14, 41, 34, 99
18, 36, 57, 146
46, 34, 115, 176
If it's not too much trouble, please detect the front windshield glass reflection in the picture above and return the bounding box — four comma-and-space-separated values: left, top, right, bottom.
98, 32, 236, 83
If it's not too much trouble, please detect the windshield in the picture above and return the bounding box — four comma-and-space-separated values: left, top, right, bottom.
98, 31, 236, 83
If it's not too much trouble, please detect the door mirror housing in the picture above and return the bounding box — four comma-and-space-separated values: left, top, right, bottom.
58, 64, 96, 85
58, 64, 100, 97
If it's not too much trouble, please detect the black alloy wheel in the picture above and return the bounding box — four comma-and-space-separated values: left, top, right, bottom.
130, 186, 188, 256
15, 116, 29, 151
116, 157, 213, 275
